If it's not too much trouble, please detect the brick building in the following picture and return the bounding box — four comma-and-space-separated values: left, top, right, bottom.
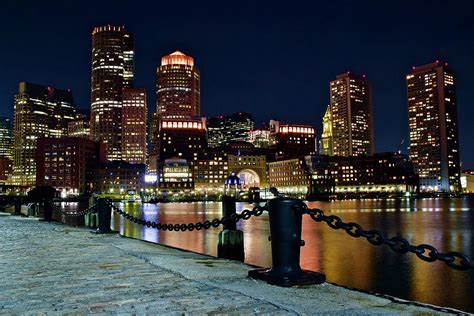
36, 137, 103, 195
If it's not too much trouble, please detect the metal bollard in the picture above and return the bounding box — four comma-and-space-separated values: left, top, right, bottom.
248, 197, 325, 287
222, 195, 237, 231
43, 199, 53, 222
217, 195, 244, 261
85, 212, 97, 228
14, 198, 21, 215
95, 198, 112, 234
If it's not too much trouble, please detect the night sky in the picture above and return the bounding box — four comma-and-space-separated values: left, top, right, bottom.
0, 0, 473, 167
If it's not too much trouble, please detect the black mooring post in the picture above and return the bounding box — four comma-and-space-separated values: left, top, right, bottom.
43, 199, 53, 222
14, 198, 21, 215
222, 195, 237, 230
95, 198, 112, 234
217, 195, 244, 261
248, 197, 325, 287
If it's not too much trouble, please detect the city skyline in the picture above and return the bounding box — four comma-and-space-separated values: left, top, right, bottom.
0, 1, 473, 168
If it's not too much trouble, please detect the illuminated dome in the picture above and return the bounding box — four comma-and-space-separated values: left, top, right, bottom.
170, 50, 185, 55
161, 50, 194, 67
225, 173, 240, 186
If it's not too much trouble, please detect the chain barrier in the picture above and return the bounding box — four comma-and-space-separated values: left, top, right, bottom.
296, 204, 473, 271
107, 200, 266, 231
54, 203, 98, 217
105, 197, 473, 271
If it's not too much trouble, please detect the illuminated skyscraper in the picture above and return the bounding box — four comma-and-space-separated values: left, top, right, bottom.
0, 117, 13, 160
90, 25, 134, 161
207, 112, 255, 147
123, 32, 135, 88
249, 129, 270, 148
12, 82, 77, 187
67, 113, 90, 139
0, 157, 12, 185
319, 105, 333, 156
148, 112, 160, 174
122, 88, 147, 164
406, 61, 461, 192
330, 72, 374, 157
0, 117, 13, 184
269, 120, 316, 158
156, 51, 200, 118
158, 117, 207, 161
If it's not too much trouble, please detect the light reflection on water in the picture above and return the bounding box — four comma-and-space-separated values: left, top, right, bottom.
60, 197, 474, 312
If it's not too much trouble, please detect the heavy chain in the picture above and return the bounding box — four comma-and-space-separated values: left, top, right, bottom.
107, 200, 266, 232
54, 204, 98, 217
297, 205, 474, 271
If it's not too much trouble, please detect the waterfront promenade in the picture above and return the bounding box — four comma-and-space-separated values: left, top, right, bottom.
0, 214, 461, 315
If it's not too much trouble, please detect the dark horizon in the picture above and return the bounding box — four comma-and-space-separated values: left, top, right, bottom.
1, 0, 473, 167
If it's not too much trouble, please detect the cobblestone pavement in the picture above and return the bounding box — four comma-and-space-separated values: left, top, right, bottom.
0, 215, 460, 315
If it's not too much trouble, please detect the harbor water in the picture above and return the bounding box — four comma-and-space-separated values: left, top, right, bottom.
59, 197, 474, 312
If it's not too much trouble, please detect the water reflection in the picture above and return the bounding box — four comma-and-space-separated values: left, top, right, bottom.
60, 197, 474, 312
303, 198, 474, 312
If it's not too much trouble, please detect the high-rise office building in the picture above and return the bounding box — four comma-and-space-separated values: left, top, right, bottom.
123, 32, 135, 88
319, 105, 333, 156
158, 117, 207, 161
90, 25, 134, 161
12, 82, 77, 187
0, 157, 12, 185
122, 88, 147, 164
156, 51, 200, 118
148, 112, 160, 174
406, 61, 461, 192
0, 116, 13, 184
269, 120, 316, 158
330, 72, 374, 157
249, 129, 271, 148
207, 112, 255, 147
68, 113, 90, 139
0, 117, 13, 160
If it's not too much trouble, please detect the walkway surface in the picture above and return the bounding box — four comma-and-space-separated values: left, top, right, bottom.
0, 214, 462, 315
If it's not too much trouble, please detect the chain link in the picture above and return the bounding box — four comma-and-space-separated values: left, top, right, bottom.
298, 204, 474, 271
107, 200, 266, 232
54, 204, 98, 217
